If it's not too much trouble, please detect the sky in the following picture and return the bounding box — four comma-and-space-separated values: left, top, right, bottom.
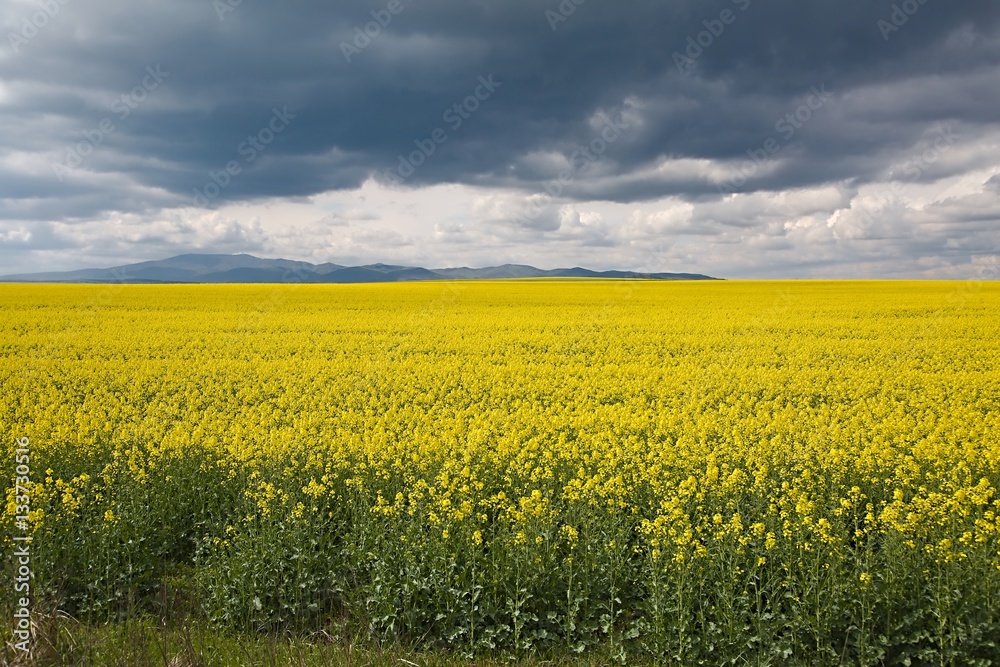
2, 0, 999, 279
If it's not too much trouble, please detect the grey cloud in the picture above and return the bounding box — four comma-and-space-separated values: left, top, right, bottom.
2, 0, 999, 277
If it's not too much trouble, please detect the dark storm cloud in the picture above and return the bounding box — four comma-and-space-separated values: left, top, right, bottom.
2, 0, 999, 220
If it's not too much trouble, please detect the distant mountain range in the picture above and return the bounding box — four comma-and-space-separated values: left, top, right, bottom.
0, 254, 719, 283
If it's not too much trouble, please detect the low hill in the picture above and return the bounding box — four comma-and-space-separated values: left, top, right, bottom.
0, 254, 719, 283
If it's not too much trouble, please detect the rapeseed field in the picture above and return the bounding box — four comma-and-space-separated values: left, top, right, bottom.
2, 281, 999, 663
